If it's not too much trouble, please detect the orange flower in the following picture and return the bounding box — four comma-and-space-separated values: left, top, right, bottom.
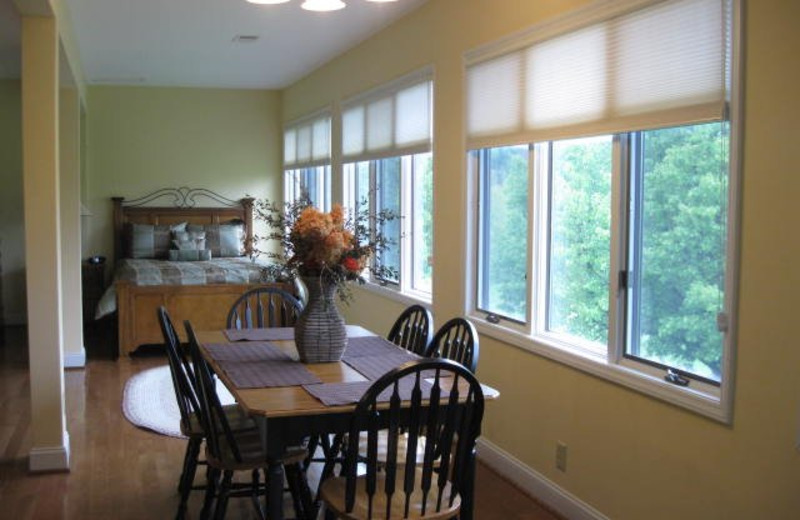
342, 256, 360, 272
330, 204, 345, 226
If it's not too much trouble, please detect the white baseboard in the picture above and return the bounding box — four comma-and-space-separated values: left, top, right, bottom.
63, 347, 86, 368
29, 432, 70, 472
477, 438, 608, 520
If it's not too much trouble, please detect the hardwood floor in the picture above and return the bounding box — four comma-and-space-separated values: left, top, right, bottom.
0, 326, 561, 519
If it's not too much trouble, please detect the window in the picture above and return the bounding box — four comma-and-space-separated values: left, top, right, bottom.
342, 70, 434, 299
466, 0, 739, 420
285, 166, 331, 212
344, 152, 433, 297
283, 112, 331, 210
624, 123, 729, 383
544, 136, 612, 354
476, 145, 529, 323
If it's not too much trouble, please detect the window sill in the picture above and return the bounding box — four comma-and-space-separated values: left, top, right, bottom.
470, 314, 730, 424
355, 282, 432, 309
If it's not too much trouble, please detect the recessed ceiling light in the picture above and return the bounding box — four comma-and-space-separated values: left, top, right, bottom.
232, 35, 260, 43
301, 0, 346, 11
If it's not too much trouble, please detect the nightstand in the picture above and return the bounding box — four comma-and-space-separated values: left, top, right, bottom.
82, 261, 106, 323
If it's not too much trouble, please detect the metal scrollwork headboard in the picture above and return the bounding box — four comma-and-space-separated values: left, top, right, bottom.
112, 187, 255, 262
119, 187, 241, 209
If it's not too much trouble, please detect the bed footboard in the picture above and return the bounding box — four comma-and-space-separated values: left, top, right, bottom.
117, 281, 268, 356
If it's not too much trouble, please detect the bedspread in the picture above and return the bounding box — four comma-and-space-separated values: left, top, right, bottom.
95, 257, 267, 319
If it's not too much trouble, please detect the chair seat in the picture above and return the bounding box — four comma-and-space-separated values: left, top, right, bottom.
357, 431, 427, 465
319, 467, 461, 520
206, 427, 308, 470
180, 404, 255, 438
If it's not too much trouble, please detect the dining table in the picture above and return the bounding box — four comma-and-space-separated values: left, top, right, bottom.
196, 325, 499, 520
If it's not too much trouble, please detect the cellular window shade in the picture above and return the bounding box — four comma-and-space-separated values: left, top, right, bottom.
284, 113, 331, 168
342, 77, 432, 162
466, 0, 730, 149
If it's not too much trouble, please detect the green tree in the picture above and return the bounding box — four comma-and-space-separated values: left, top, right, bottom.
636, 123, 728, 378
483, 146, 529, 320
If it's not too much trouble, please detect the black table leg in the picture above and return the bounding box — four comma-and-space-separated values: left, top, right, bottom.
267, 459, 286, 520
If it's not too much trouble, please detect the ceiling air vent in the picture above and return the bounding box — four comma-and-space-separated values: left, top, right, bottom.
232, 35, 260, 43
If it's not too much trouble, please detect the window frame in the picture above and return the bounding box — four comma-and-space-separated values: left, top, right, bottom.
468, 117, 736, 419
343, 152, 433, 304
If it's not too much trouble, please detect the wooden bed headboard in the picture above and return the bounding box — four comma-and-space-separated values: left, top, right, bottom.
112, 187, 254, 262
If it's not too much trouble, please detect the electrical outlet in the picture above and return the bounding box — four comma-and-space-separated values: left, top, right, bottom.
556, 441, 568, 472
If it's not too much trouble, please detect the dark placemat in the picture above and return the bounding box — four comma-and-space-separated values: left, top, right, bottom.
343, 335, 409, 359
302, 377, 446, 407
223, 325, 378, 342
343, 351, 421, 381
205, 342, 290, 362
219, 359, 322, 389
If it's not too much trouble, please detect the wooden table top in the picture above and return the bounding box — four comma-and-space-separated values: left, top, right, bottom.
197, 328, 499, 420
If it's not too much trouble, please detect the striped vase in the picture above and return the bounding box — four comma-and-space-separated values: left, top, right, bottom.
294, 275, 348, 363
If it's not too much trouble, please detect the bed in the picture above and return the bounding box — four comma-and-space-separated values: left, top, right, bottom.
104, 188, 284, 356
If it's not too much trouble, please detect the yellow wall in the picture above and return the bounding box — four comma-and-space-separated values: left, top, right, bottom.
284, 0, 800, 518
0, 80, 25, 324
84, 86, 282, 262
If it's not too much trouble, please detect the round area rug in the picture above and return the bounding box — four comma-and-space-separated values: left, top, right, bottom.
122, 364, 236, 438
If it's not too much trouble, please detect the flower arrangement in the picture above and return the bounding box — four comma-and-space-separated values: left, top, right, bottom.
253, 195, 397, 303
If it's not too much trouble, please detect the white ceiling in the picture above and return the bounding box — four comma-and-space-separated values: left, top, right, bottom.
62, 0, 428, 89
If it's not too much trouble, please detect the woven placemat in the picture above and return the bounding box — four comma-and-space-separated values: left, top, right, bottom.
218, 359, 322, 389
343, 351, 421, 381
205, 342, 290, 362
342, 335, 409, 359
302, 377, 443, 407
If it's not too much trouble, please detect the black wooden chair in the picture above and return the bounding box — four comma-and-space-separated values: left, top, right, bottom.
185, 321, 314, 520
226, 286, 304, 330
157, 306, 257, 520
425, 318, 479, 374
387, 305, 433, 356
318, 358, 485, 520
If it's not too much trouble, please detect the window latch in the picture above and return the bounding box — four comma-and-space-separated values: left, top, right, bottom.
665, 369, 690, 387
618, 270, 629, 291
486, 313, 501, 324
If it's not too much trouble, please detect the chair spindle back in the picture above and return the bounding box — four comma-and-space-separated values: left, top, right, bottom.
342, 358, 484, 519
387, 304, 433, 356
426, 318, 479, 373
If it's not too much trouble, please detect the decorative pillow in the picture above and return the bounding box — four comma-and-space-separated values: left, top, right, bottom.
171, 230, 206, 251
187, 220, 245, 257
168, 249, 212, 261
154, 222, 187, 258
126, 222, 187, 259
129, 224, 155, 259
218, 223, 245, 257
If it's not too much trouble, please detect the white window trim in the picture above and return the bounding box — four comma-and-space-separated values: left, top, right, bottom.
463, 0, 742, 424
